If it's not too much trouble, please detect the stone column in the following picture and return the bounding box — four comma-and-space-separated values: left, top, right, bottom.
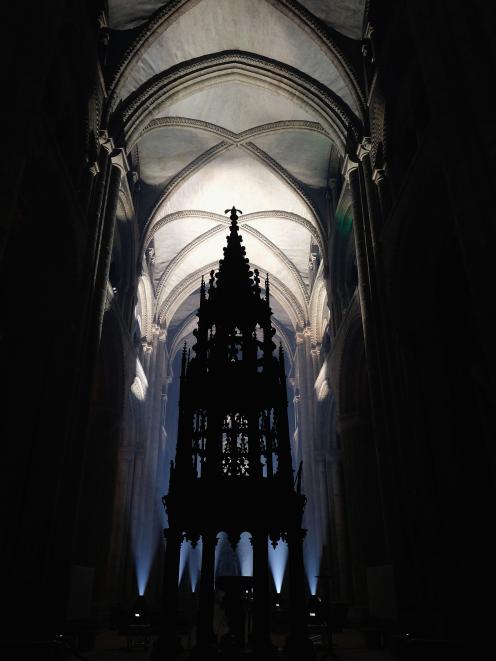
152, 528, 183, 657
345, 157, 391, 559
295, 328, 323, 593
252, 531, 271, 651
285, 528, 315, 660
89, 131, 113, 273
358, 138, 381, 251
327, 453, 351, 603
138, 323, 168, 607
94, 148, 126, 341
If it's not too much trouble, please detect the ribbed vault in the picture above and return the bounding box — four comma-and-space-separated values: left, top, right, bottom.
107, 0, 365, 360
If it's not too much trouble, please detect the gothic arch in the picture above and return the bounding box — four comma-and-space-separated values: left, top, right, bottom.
157, 261, 307, 330
143, 210, 323, 257
117, 52, 362, 148
106, 0, 365, 122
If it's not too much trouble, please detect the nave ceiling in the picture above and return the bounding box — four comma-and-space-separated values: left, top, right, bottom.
107, 0, 366, 363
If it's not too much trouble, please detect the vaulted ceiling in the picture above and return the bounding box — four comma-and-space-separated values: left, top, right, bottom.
107, 0, 366, 360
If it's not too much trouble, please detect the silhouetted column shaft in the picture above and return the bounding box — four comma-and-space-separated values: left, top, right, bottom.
197, 532, 216, 648
88, 135, 113, 285
328, 457, 351, 602
162, 528, 182, 632
252, 532, 270, 650
286, 527, 313, 658
359, 144, 381, 249
93, 159, 122, 341
347, 163, 391, 559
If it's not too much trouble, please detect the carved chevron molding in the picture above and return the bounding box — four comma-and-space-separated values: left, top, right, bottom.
157, 259, 306, 328
106, 0, 364, 122
274, 0, 365, 113
143, 209, 323, 255
242, 141, 323, 232
133, 116, 334, 151
142, 137, 326, 243
155, 223, 224, 302
143, 140, 231, 237
119, 51, 361, 144
242, 224, 310, 304
154, 221, 309, 307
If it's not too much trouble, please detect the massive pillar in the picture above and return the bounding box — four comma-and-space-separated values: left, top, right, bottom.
285, 528, 315, 659
151, 528, 183, 658
345, 158, 391, 561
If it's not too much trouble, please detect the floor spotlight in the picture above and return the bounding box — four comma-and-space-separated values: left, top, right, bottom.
127, 595, 151, 650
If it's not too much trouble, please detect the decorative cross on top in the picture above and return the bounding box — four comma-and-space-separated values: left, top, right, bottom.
224, 206, 243, 218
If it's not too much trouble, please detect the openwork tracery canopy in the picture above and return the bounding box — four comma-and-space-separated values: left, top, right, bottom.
161, 207, 310, 655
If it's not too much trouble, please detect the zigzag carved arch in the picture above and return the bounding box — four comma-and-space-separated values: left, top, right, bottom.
142, 141, 231, 237
240, 141, 321, 228
157, 261, 306, 329
131, 117, 334, 153
154, 221, 309, 306
106, 0, 365, 122
117, 51, 362, 149
144, 209, 323, 256
142, 138, 323, 240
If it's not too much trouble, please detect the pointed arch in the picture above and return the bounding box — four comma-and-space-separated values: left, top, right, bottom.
106, 0, 365, 122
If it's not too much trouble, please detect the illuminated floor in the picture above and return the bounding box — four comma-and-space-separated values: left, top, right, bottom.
330, 630, 396, 661
72, 628, 397, 660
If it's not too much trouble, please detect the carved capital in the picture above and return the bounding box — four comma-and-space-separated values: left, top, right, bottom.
99, 27, 110, 48
357, 137, 373, 161
88, 160, 100, 177
98, 130, 113, 153
110, 147, 129, 174
97, 9, 108, 30
372, 167, 387, 185
141, 339, 153, 354
342, 154, 359, 181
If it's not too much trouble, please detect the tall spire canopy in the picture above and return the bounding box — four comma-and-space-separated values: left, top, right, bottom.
162, 205, 308, 655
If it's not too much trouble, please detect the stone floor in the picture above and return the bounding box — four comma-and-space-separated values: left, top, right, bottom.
73, 628, 396, 661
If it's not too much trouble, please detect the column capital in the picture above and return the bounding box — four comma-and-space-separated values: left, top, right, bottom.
110, 147, 129, 174
141, 339, 153, 354
88, 160, 100, 177
295, 331, 305, 345
372, 167, 387, 184
152, 322, 167, 342
98, 130, 113, 152
342, 154, 359, 181
357, 137, 373, 161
